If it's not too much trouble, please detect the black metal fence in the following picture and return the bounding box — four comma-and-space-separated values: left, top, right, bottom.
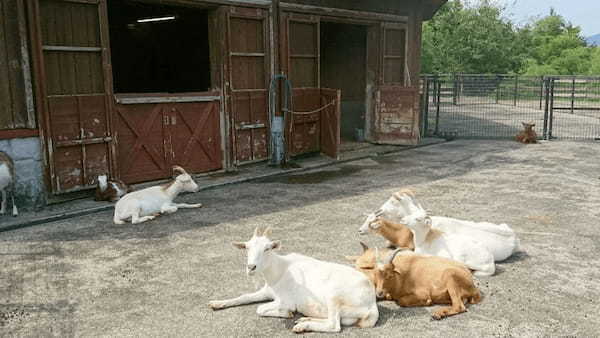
421, 74, 600, 141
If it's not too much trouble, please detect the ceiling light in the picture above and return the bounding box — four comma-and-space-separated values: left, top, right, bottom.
136, 16, 176, 23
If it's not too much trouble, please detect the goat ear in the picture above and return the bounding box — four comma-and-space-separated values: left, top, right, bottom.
172, 165, 187, 176
269, 240, 281, 250
232, 241, 246, 249
424, 216, 433, 227
360, 241, 369, 252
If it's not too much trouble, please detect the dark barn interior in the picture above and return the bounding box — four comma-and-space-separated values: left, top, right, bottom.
320, 22, 367, 142
107, 1, 211, 93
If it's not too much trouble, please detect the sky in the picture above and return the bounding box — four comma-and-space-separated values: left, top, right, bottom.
497, 0, 600, 36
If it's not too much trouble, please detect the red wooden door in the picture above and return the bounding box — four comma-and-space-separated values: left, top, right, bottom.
169, 100, 222, 173
115, 95, 223, 184
371, 23, 420, 145
227, 7, 270, 164
114, 102, 169, 183
28, 0, 115, 193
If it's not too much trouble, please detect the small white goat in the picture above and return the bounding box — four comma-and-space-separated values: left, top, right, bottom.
208, 227, 379, 333
113, 166, 201, 224
401, 208, 496, 277
0, 151, 18, 217
360, 189, 520, 261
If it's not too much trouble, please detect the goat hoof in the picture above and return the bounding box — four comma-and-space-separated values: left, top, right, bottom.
208, 301, 225, 310
292, 322, 308, 333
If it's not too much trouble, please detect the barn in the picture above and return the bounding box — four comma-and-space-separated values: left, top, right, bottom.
0, 0, 446, 209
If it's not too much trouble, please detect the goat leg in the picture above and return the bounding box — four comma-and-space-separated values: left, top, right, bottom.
431, 279, 467, 320
293, 300, 341, 333
172, 202, 203, 209
209, 285, 272, 310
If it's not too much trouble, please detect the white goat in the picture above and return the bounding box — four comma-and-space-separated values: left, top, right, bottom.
113, 166, 201, 224
360, 189, 520, 261
400, 207, 496, 277
0, 151, 18, 217
208, 227, 379, 333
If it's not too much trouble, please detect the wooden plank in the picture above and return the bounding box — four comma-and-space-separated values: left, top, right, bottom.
0, 0, 15, 129
0, 128, 39, 140
42, 45, 102, 52
4, 0, 27, 128
116, 96, 221, 104
280, 3, 408, 23
17, 0, 36, 128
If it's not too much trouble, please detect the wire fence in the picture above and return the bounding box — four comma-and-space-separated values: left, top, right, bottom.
421, 74, 600, 141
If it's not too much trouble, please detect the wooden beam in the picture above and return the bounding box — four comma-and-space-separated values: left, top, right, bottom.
0, 128, 39, 140
280, 3, 408, 23
115, 95, 221, 104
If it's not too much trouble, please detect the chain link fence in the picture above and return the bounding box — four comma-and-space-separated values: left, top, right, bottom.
421, 74, 600, 141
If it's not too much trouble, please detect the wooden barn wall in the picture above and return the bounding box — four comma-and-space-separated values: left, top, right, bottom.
0, 0, 35, 132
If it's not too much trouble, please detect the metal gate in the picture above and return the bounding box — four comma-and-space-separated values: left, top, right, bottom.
422, 74, 600, 141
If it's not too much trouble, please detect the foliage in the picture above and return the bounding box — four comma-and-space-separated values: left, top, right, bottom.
422, 1, 600, 75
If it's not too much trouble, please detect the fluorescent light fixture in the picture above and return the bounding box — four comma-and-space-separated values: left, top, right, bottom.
136, 16, 176, 23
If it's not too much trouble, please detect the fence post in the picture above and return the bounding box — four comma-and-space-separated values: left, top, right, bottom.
435, 78, 441, 135
539, 76, 544, 110
571, 77, 575, 114
543, 77, 550, 140
548, 78, 555, 139
453, 74, 458, 106
496, 75, 501, 104
513, 75, 518, 106
422, 77, 430, 137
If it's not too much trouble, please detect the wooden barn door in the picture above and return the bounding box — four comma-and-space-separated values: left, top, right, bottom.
227, 7, 270, 165
320, 88, 340, 159
28, 0, 115, 193
371, 23, 420, 145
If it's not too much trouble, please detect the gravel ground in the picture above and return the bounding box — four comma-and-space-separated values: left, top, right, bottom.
0, 139, 599, 337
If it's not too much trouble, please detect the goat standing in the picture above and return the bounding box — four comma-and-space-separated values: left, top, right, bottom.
113, 166, 201, 224
209, 227, 379, 333
0, 151, 18, 217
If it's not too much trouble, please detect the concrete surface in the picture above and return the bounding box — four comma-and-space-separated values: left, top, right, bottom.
0, 137, 46, 209
0, 140, 599, 337
0, 139, 444, 232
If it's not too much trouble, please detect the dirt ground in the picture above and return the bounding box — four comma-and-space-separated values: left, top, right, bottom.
1, 140, 599, 337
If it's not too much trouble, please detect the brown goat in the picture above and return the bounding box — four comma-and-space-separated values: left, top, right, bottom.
516, 122, 538, 144
363, 216, 415, 250
94, 174, 133, 202
347, 243, 481, 320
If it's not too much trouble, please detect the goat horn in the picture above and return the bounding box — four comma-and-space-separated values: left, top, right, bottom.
359, 241, 369, 252
374, 209, 383, 217
172, 165, 187, 175
385, 248, 404, 265
263, 226, 272, 237
253, 226, 263, 237
375, 247, 382, 266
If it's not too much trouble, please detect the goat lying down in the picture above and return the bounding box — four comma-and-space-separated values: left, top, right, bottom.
360, 189, 520, 262
95, 174, 132, 202
113, 166, 202, 224
209, 227, 379, 333
346, 242, 481, 320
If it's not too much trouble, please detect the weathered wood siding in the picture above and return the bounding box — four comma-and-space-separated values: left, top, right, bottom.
0, 0, 35, 131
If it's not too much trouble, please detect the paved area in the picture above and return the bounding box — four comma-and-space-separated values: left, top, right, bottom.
1, 140, 599, 337
0, 139, 443, 232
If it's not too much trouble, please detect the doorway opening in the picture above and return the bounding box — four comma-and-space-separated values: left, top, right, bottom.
107, 1, 212, 93
320, 22, 368, 150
